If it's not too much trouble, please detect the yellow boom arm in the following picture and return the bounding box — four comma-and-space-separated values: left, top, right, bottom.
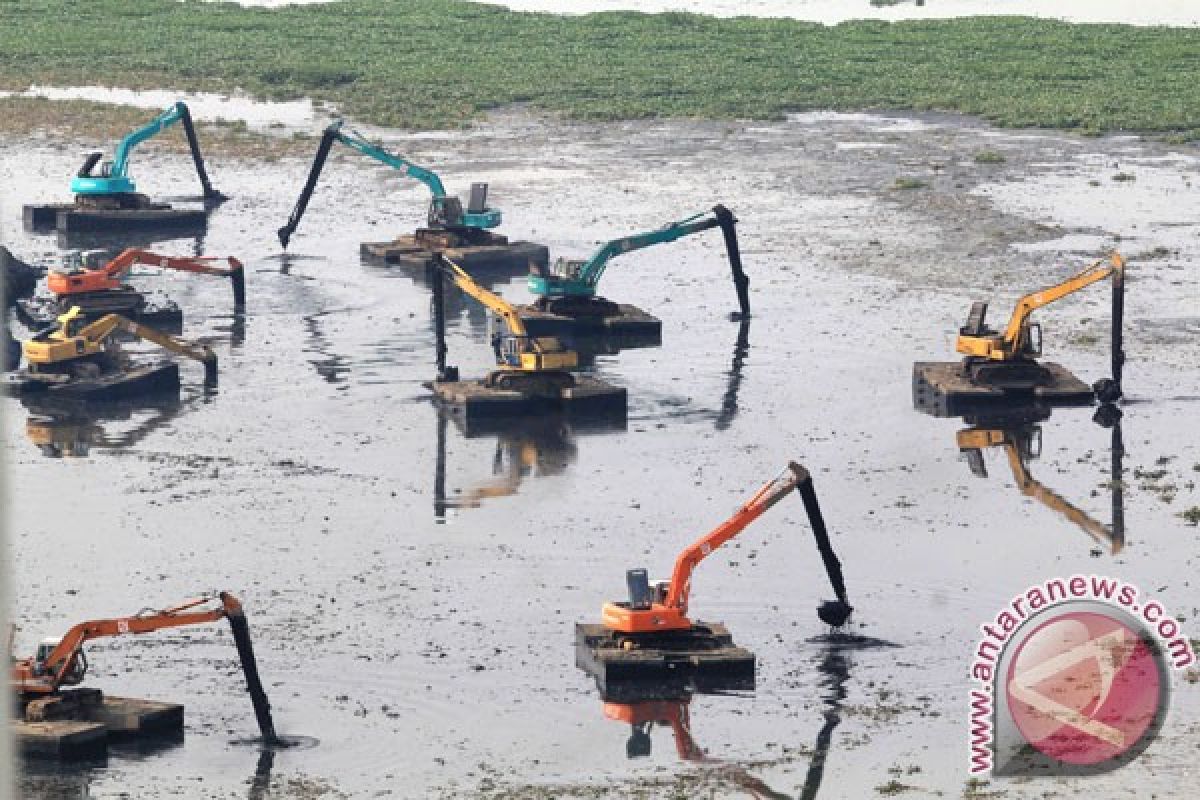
23, 307, 217, 382
957, 253, 1125, 360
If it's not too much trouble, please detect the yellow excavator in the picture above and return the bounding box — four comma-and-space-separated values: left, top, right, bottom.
431, 252, 578, 393
21, 306, 217, 385
957, 415, 1124, 554
955, 253, 1125, 402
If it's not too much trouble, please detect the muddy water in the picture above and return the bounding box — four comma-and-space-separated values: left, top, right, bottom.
2, 110, 1198, 797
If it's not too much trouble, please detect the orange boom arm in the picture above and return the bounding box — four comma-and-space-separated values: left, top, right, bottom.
47, 248, 245, 307
12, 592, 244, 695
602, 463, 805, 634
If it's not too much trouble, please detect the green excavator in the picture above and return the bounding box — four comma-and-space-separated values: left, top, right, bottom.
71, 101, 224, 208
527, 205, 749, 319
277, 120, 501, 249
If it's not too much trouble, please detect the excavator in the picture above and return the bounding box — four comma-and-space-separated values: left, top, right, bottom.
526, 205, 750, 319
957, 411, 1125, 554
431, 252, 578, 394
955, 252, 1125, 402
11, 591, 279, 745
15, 306, 218, 392
25, 248, 246, 323
602, 462, 852, 637
71, 102, 224, 209
277, 119, 501, 249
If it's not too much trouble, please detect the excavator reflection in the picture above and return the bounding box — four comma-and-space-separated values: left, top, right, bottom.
955, 407, 1125, 554
433, 410, 624, 519
597, 641, 855, 800
22, 394, 192, 459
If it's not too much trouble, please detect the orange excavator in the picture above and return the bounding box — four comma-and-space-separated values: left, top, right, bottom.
578, 463, 854, 690
11, 592, 279, 744
603, 462, 853, 636
36, 248, 245, 323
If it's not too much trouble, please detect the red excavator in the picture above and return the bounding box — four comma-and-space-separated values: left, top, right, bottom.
31, 248, 245, 324
11, 591, 278, 744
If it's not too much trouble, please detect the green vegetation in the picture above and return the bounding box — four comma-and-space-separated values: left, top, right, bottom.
1, 0, 1200, 137
892, 177, 927, 190
1181, 506, 1200, 525
973, 150, 1006, 164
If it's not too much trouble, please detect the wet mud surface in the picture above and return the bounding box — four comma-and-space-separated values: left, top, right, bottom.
2, 109, 1199, 797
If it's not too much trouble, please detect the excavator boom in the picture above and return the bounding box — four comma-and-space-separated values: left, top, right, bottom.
70, 102, 221, 200
957, 253, 1125, 361
278, 119, 499, 248
663, 463, 805, 611
23, 308, 218, 384
11, 591, 279, 743
528, 205, 750, 317
432, 253, 578, 373
47, 248, 245, 308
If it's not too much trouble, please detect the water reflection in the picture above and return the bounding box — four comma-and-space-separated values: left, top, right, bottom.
22, 394, 191, 458
600, 691, 790, 798
955, 406, 1125, 554
246, 746, 275, 800
433, 409, 625, 519
715, 318, 750, 431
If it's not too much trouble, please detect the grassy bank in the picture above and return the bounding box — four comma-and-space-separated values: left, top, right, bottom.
1, 0, 1199, 138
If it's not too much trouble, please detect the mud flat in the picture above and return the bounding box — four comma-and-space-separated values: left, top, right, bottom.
2, 107, 1198, 798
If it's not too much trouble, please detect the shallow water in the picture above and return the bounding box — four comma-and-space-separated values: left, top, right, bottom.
2, 109, 1198, 797
0, 86, 326, 134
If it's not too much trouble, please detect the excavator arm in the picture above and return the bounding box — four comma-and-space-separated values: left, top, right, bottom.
48, 248, 245, 308
12, 592, 279, 743
432, 253, 578, 373
529, 205, 750, 317
278, 120, 499, 248
71, 102, 222, 200
663, 463, 805, 613
23, 308, 218, 384
957, 253, 1124, 361
112, 315, 219, 383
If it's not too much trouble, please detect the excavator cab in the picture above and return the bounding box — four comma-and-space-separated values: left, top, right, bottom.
1021, 321, 1043, 358
33, 638, 87, 685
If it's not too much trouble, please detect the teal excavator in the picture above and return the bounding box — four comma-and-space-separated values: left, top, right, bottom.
527, 205, 750, 318
277, 120, 501, 249
71, 102, 224, 208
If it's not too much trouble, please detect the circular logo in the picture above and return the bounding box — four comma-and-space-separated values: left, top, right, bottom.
1005, 610, 1165, 766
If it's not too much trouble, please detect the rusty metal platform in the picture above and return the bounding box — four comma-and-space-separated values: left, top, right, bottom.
3, 361, 180, 401
360, 229, 548, 273
913, 360, 1095, 417
24, 203, 208, 234
576, 622, 755, 698
15, 690, 184, 760
430, 375, 627, 421
514, 303, 662, 345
